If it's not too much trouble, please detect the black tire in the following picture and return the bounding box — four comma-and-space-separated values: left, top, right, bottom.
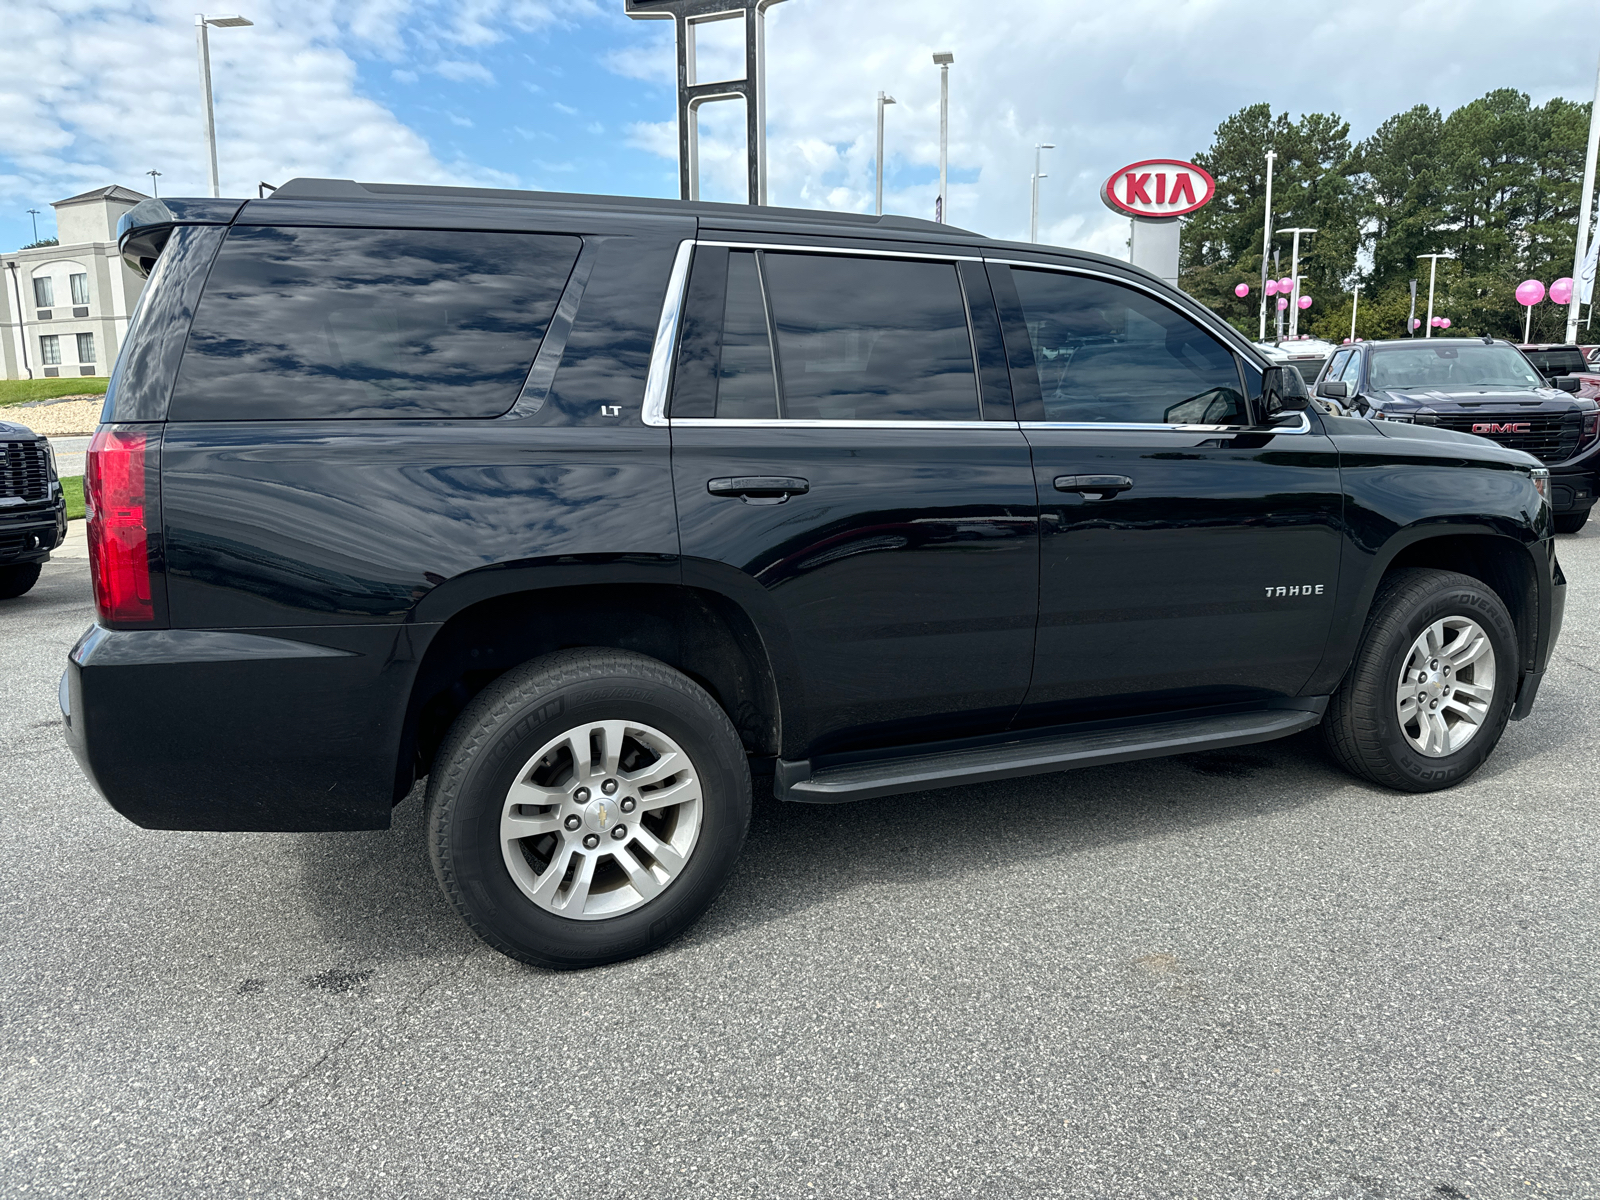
425, 648, 751, 969
1324, 568, 1518, 793
0, 563, 42, 600
1554, 511, 1589, 534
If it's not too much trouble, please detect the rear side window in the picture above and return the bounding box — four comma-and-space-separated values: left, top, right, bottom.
1011, 268, 1245, 425
171, 226, 580, 420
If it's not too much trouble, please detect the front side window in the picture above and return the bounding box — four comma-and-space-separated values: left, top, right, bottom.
172, 226, 581, 420
76, 333, 96, 363
39, 334, 60, 365
70, 273, 90, 305
33, 277, 54, 307
761, 252, 979, 421
1337, 351, 1363, 385
1323, 350, 1351, 385
1011, 268, 1246, 425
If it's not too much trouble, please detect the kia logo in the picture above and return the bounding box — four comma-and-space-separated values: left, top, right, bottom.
1100, 159, 1217, 218
1471, 422, 1532, 434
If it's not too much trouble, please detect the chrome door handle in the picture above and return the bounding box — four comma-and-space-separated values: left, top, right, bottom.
707, 476, 810, 504
1054, 474, 1132, 499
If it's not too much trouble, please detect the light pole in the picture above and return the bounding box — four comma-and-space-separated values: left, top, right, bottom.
1349, 282, 1361, 342
1279, 227, 1316, 337
875, 91, 896, 216
146, 169, 162, 198
1030, 143, 1054, 243
26, 209, 41, 243
195, 14, 253, 199
1258, 150, 1276, 341
1417, 253, 1452, 339
933, 52, 953, 223
1568, 51, 1600, 342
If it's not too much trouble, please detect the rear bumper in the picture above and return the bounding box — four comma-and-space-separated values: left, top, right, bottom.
0, 500, 67, 564
62, 621, 418, 831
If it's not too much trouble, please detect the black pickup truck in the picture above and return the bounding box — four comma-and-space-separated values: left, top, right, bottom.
63, 181, 1565, 969
1, 418, 67, 599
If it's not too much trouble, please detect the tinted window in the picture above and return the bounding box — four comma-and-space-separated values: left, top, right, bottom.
715, 251, 778, 419
172, 226, 581, 420
1523, 348, 1586, 377
761, 252, 979, 421
1323, 350, 1351, 384
1369, 343, 1544, 391
1011, 269, 1245, 425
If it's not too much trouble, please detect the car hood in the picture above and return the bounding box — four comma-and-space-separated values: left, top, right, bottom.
0, 419, 43, 440
1374, 387, 1576, 409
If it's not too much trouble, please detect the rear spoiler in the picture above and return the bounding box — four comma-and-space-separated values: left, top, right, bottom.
117, 198, 246, 277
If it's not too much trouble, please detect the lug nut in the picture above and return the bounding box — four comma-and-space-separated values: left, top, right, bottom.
583, 833, 600, 850
620, 797, 636, 813
564, 814, 582, 831
1430, 659, 1439, 670
611, 825, 628, 840
574, 787, 591, 803
602, 779, 619, 795
1430, 700, 1439, 710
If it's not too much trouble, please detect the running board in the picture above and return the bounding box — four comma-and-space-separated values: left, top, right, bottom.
775, 703, 1327, 805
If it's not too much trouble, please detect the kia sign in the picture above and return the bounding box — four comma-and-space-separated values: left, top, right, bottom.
1101, 159, 1217, 219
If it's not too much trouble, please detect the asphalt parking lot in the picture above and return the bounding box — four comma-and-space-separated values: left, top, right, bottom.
3, 532, 1597, 1199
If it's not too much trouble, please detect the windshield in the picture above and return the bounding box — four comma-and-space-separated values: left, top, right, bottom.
1368, 343, 1545, 391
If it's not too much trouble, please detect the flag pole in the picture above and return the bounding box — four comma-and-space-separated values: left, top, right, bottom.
1567, 50, 1600, 343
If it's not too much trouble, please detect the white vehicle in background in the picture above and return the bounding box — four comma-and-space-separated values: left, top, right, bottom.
1257, 338, 1343, 411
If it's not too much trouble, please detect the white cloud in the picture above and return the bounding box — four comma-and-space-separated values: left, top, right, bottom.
434, 60, 496, 85
553, 102, 579, 116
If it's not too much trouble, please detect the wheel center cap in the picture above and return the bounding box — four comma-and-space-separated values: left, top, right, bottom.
583, 796, 617, 834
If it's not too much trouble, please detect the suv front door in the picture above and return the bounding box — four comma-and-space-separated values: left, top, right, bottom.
990, 261, 1344, 725
668, 243, 1038, 757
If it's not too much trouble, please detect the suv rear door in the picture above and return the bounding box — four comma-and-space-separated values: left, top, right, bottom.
989, 259, 1344, 724
668, 240, 1038, 757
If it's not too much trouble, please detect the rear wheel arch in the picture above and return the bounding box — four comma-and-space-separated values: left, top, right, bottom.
395, 582, 783, 801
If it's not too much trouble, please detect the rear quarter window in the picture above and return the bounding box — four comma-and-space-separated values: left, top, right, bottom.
170, 226, 581, 420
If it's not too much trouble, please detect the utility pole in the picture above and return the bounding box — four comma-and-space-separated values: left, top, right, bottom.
1280, 227, 1316, 337
933, 52, 953, 223
146, 169, 162, 198
1030, 143, 1054, 243
1417, 253, 1452, 339
1258, 149, 1275, 341
875, 91, 896, 216
1569, 50, 1600, 343
1349, 282, 1361, 342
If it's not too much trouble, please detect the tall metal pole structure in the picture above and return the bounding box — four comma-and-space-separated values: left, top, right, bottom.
1349, 282, 1360, 342
1280, 227, 1316, 338
1030, 143, 1054, 243
875, 91, 896, 216
26, 209, 40, 243
146, 169, 162, 198
1567, 54, 1600, 342
1258, 149, 1276, 341
624, 0, 789, 206
1418, 253, 1452, 339
195, 14, 253, 200
933, 52, 953, 223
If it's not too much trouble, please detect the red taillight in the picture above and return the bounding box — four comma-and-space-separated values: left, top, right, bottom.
85, 428, 161, 626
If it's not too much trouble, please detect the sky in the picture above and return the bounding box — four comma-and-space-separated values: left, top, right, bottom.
3, 0, 1599, 258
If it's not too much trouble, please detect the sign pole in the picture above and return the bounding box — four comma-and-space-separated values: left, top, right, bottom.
1259, 150, 1275, 342
1349, 283, 1360, 342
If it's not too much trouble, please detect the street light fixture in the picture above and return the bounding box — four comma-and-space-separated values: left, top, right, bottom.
1030, 143, 1054, 244
146, 169, 162, 198
932, 51, 953, 224
195, 14, 253, 199
875, 91, 896, 216
1258, 150, 1276, 340
1417, 252, 1454, 339
26, 209, 41, 243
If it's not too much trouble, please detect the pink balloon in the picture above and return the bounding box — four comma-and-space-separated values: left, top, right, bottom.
1276, 297, 1288, 311
1551, 277, 1575, 305
1234, 283, 1250, 298
1265, 280, 1279, 296
1298, 295, 1313, 310
1430, 316, 1443, 327
1411, 318, 1422, 329
1343, 337, 1351, 344
1278, 277, 1294, 292
1516, 279, 1546, 306
1440, 318, 1451, 328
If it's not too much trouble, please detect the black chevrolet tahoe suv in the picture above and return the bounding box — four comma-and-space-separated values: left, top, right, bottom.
0, 418, 67, 599
63, 180, 1566, 969
1314, 338, 1599, 532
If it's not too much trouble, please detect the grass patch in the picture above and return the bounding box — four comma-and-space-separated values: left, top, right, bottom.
60, 475, 84, 521
0, 377, 109, 407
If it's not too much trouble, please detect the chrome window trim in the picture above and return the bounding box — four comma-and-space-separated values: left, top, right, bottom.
641, 238, 695, 427
673, 418, 1011, 430
1019, 412, 1313, 435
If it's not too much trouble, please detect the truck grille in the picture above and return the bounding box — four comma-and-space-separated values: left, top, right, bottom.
1, 441, 50, 502
1431, 412, 1581, 465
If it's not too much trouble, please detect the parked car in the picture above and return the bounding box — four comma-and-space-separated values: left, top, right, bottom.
64, 181, 1566, 969
1316, 338, 1598, 533
1257, 337, 1336, 388
1516, 343, 1589, 382
0, 417, 67, 599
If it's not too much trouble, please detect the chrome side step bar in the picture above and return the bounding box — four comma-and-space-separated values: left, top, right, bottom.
775, 702, 1327, 805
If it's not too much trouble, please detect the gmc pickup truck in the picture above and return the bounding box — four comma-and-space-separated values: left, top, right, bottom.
63, 180, 1565, 968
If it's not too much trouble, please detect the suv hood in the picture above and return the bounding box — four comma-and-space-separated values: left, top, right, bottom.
0, 419, 44, 440
1373, 387, 1579, 409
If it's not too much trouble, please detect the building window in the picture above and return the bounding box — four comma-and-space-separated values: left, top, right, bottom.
76, 333, 96, 363
33, 277, 55, 307
70, 273, 89, 305
40, 335, 61, 365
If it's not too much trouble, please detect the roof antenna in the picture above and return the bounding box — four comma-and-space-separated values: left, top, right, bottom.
258, 181, 278, 198
1482, 335, 1494, 345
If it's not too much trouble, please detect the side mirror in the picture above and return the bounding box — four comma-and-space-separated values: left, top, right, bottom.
1261, 365, 1311, 415
1318, 379, 1348, 400
1554, 376, 1581, 394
